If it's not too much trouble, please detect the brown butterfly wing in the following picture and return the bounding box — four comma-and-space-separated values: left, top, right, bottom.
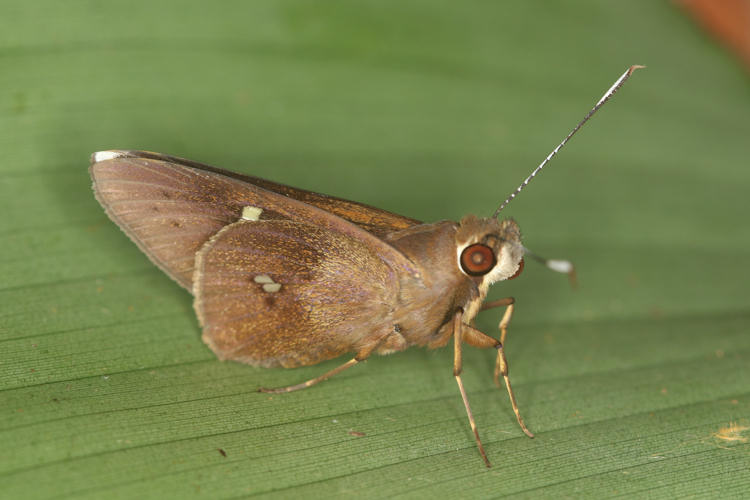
90, 151, 421, 291
95, 150, 421, 235
194, 219, 397, 367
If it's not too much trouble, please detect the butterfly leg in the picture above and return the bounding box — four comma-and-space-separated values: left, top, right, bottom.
452, 310, 491, 467
257, 333, 395, 394
481, 298, 517, 387
463, 302, 534, 439
258, 358, 362, 394
481, 297, 514, 345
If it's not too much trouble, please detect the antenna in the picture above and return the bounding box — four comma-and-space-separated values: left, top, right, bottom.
493, 65, 644, 217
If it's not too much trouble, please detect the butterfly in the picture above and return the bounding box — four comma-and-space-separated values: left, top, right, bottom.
90, 66, 641, 466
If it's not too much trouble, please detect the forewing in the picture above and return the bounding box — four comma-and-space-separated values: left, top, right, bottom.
90, 151, 420, 291
95, 150, 420, 233
194, 220, 397, 368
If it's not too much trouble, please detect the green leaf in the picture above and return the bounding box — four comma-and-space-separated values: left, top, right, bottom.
2, 1, 748, 498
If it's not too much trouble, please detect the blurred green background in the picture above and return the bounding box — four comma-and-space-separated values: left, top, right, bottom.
2, 1, 749, 498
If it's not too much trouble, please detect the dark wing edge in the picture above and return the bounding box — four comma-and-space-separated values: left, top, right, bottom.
91, 150, 422, 236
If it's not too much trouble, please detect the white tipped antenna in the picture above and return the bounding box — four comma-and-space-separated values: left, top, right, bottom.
493, 65, 644, 218
524, 247, 577, 288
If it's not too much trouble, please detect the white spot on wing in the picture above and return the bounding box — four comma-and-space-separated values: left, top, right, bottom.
93, 151, 127, 163
241, 206, 263, 221
262, 283, 282, 293
254, 274, 274, 284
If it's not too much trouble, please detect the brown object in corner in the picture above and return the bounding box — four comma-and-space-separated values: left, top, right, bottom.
679, 0, 750, 69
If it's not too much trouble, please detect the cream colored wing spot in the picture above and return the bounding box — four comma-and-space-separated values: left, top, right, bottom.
241, 206, 263, 221
254, 274, 282, 292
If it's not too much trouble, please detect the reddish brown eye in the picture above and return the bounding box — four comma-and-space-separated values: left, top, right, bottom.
508, 258, 524, 280
460, 244, 496, 276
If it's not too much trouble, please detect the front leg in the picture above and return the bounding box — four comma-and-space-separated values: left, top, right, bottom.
480, 297, 515, 385
481, 296, 514, 345
452, 309, 491, 468
462, 302, 534, 439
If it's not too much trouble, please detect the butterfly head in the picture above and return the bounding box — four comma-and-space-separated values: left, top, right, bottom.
455, 215, 524, 287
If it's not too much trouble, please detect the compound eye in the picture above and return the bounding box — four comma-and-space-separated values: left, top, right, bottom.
508, 258, 524, 280
460, 244, 496, 276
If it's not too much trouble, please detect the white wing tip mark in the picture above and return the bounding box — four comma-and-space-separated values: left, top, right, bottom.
241, 206, 263, 221
93, 151, 128, 163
